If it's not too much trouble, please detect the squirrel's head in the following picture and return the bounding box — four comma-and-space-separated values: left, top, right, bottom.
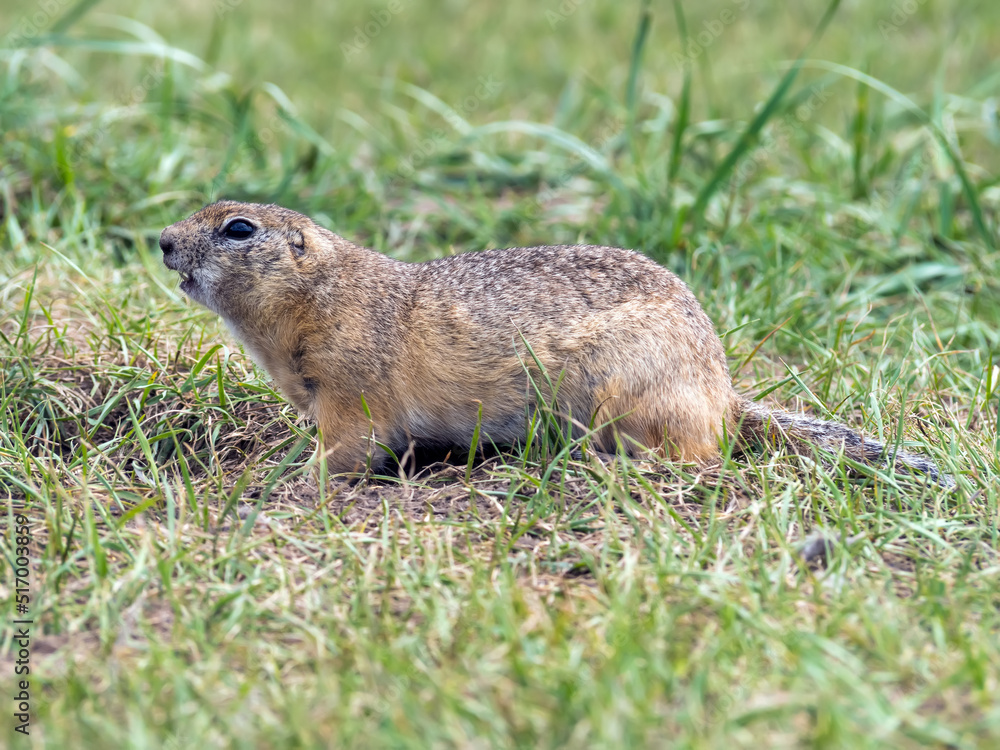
159, 201, 324, 319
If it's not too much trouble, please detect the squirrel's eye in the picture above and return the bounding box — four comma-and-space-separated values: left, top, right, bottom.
224, 220, 255, 240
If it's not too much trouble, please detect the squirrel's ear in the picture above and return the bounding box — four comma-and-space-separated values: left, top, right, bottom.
289, 228, 306, 257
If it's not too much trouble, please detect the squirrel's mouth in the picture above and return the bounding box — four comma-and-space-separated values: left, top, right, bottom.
180, 271, 201, 302
175, 268, 217, 312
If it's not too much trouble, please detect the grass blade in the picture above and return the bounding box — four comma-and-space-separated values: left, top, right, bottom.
689, 0, 843, 227
793, 58, 996, 249
625, 0, 652, 164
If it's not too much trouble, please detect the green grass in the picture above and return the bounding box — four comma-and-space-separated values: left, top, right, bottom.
1, 0, 999, 746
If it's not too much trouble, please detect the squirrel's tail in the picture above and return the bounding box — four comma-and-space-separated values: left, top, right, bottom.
734, 398, 954, 488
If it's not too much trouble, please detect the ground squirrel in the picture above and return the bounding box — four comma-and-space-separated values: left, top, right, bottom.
159, 201, 951, 485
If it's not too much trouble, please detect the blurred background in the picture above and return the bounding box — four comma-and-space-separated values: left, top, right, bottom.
1, 0, 998, 350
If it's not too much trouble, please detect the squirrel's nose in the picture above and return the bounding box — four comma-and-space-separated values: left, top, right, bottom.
159, 229, 175, 254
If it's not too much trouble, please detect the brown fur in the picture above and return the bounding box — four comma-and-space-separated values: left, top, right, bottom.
159, 201, 951, 485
